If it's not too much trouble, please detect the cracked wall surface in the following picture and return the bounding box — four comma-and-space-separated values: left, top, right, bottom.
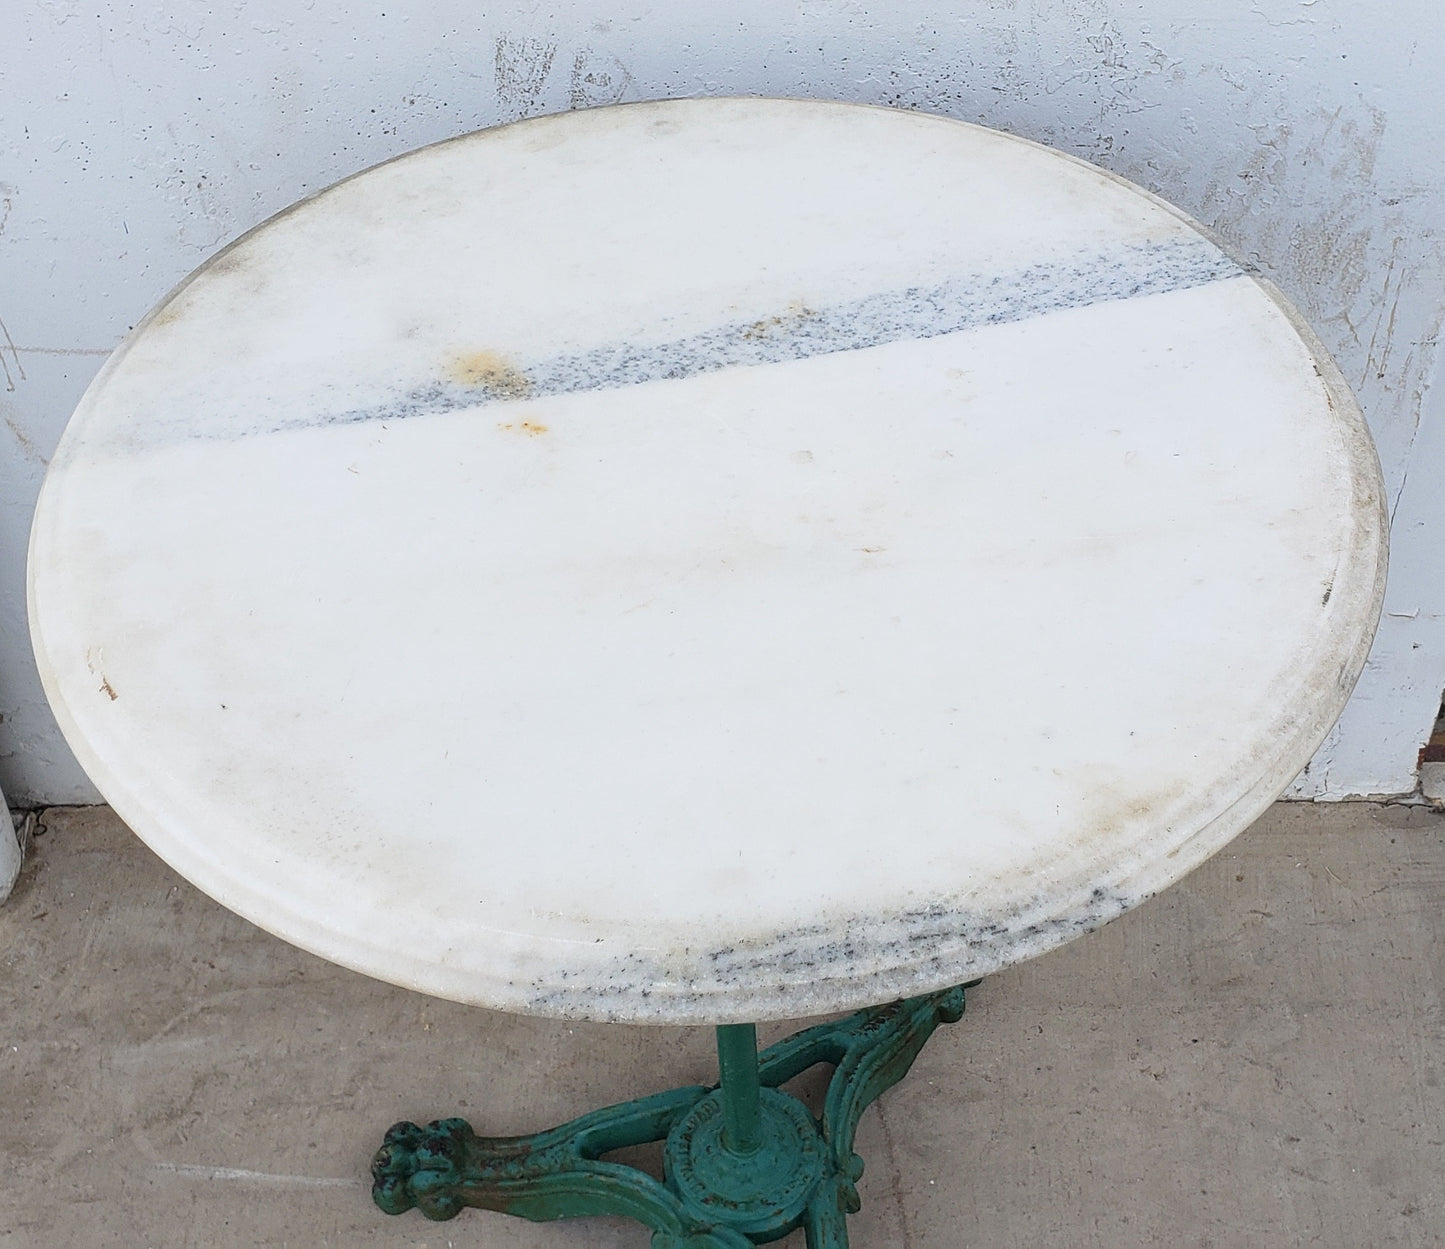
2, 0, 1442, 803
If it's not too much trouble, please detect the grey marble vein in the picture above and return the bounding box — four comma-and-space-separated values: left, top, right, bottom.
526, 238, 1231, 397
201, 234, 1240, 445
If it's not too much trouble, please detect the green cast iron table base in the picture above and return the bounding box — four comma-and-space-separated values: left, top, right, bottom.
372, 982, 976, 1247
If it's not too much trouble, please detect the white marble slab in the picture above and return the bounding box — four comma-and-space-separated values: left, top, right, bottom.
28, 99, 1386, 1023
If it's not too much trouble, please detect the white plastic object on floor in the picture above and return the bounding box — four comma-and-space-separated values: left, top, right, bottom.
0, 782, 21, 902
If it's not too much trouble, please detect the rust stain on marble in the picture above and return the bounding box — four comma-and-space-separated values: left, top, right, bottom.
451, 349, 533, 400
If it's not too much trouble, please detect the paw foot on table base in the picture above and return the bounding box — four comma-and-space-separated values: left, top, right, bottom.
371, 982, 976, 1246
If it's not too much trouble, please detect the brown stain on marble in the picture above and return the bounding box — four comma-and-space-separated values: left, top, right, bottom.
496, 420, 549, 437
451, 349, 533, 400
147, 300, 186, 330
740, 300, 817, 342
1067, 773, 1194, 859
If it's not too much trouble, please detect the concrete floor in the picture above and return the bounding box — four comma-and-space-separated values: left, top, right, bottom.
1, 803, 1442, 1248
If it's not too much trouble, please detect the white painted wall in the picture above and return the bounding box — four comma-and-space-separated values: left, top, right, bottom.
2, 1, 1441, 805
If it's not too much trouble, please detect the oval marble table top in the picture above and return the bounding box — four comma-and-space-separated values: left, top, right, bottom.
30, 99, 1386, 1024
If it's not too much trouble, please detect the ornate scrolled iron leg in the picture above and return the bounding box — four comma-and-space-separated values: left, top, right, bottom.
372, 982, 977, 1246
751, 983, 973, 1244
372, 1084, 750, 1246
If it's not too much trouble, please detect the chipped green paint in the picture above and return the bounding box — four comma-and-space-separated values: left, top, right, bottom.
371, 982, 974, 1246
